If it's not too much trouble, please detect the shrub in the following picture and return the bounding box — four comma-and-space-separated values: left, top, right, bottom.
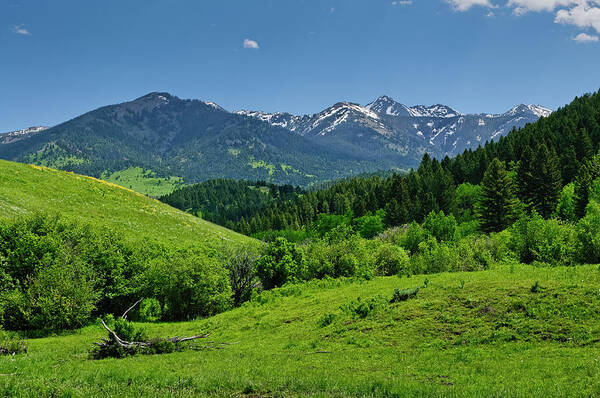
423, 211, 457, 242
26, 258, 98, 331
317, 313, 336, 328
146, 250, 232, 321
399, 222, 429, 254
576, 200, 600, 263
256, 238, 307, 289
304, 234, 374, 280
390, 287, 420, 303
555, 183, 576, 222
373, 243, 409, 276
0, 328, 26, 355
353, 210, 386, 239
138, 298, 162, 322
510, 212, 576, 265
305, 241, 335, 280
224, 245, 260, 306
341, 296, 386, 319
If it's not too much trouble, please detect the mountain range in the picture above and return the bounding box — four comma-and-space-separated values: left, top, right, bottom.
0, 92, 551, 190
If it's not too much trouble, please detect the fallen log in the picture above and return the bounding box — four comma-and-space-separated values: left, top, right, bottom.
97, 320, 210, 349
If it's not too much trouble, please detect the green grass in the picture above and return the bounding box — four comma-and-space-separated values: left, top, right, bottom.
0, 160, 251, 249
2, 264, 599, 397
101, 167, 183, 197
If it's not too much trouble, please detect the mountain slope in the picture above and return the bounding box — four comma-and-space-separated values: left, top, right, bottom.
238, 95, 552, 160
0, 93, 551, 191
0, 159, 251, 248
0, 93, 389, 189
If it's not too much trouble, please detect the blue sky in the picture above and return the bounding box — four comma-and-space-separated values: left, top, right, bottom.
1, 0, 599, 131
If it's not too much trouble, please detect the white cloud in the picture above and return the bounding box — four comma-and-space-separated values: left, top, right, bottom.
12, 24, 30, 35
507, 0, 578, 15
447, 0, 495, 11
573, 31, 600, 40
392, 0, 413, 5
555, 2, 600, 33
243, 38, 259, 49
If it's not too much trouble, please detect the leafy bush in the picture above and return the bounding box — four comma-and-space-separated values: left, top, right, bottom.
146, 250, 232, 321
352, 210, 386, 239
0, 328, 26, 355
224, 245, 260, 306
138, 298, 162, 322
423, 211, 457, 242
555, 183, 576, 222
576, 200, 600, 263
510, 212, 576, 265
256, 238, 307, 289
398, 222, 429, 254
304, 233, 375, 280
390, 287, 420, 303
26, 259, 98, 331
373, 243, 409, 276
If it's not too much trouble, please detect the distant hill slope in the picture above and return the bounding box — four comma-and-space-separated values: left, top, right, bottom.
0, 93, 550, 192
0, 93, 387, 189
0, 159, 251, 248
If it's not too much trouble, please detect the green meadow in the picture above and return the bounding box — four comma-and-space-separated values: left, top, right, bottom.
0, 160, 250, 249
1, 265, 599, 397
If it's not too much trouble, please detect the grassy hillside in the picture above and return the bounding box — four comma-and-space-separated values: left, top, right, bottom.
2, 264, 599, 397
100, 167, 183, 197
0, 159, 251, 248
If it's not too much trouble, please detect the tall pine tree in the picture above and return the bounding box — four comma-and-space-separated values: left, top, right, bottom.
477, 158, 520, 233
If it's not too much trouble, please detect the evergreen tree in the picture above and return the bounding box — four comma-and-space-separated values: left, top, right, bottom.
532, 144, 562, 218
477, 158, 519, 233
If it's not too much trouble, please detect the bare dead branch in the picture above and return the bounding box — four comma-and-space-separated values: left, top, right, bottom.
122, 298, 144, 320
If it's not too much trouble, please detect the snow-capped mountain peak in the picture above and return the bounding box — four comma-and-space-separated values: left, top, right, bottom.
365, 96, 461, 118
506, 104, 553, 118
1, 126, 48, 144
234, 96, 551, 157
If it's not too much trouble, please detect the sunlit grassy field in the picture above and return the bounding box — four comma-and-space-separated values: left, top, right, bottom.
100, 167, 183, 197
0, 160, 250, 249
2, 264, 599, 397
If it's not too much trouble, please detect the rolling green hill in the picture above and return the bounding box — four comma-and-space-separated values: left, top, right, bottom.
0, 159, 251, 248
1, 264, 599, 397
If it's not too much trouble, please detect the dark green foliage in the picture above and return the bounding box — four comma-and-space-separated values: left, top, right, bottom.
224, 245, 260, 307
160, 179, 303, 226
517, 144, 562, 217
574, 153, 600, 218
340, 296, 386, 318
256, 238, 307, 289
530, 281, 542, 293
317, 313, 337, 328
390, 287, 420, 303
477, 158, 520, 233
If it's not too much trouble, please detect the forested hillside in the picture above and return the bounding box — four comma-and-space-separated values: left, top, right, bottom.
163, 90, 600, 236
